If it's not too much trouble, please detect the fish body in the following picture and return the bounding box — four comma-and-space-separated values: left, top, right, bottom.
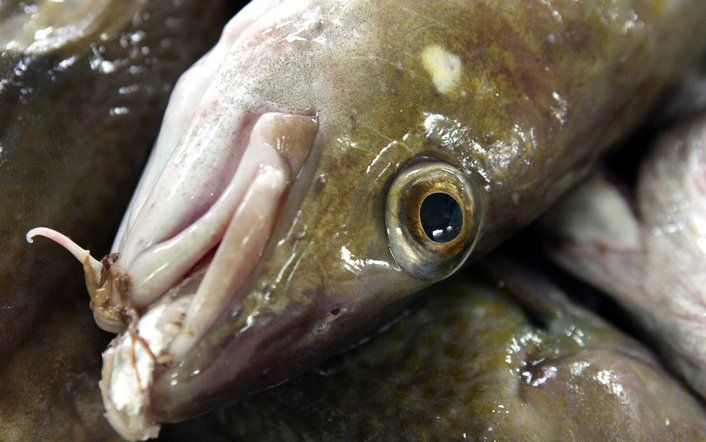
543, 114, 706, 398
161, 262, 706, 441
28, 0, 706, 438
0, 0, 232, 360
0, 301, 119, 442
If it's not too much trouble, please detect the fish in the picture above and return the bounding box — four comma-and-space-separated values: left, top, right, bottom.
0, 300, 119, 442
26, 0, 706, 438
542, 114, 706, 398
159, 260, 706, 441
0, 0, 234, 361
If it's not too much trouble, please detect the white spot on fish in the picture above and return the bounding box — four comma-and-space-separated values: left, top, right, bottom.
421, 44, 463, 95
552, 91, 568, 125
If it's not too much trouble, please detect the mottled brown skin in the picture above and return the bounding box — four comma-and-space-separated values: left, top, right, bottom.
161, 263, 706, 441
0, 0, 235, 361
151, 0, 706, 420
0, 300, 118, 442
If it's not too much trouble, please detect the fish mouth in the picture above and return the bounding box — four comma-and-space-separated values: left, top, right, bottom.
28, 111, 318, 441
98, 110, 318, 440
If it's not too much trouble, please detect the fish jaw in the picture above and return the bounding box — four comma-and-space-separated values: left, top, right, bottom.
94, 109, 319, 440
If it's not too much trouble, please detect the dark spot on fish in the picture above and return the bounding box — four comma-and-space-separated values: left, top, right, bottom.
386, 65, 406, 96
348, 109, 359, 128
562, 19, 587, 48
262, 284, 276, 299
314, 174, 327, 193
291, 230, 306, 243
330, 308, 340, 316
314, 353, 346, 377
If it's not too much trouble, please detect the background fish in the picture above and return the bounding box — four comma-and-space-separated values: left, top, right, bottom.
27, 0, 706, 438
0, 301, 119, 441
542, 114, 706, 398
0, 0, 233, 360
159, 260, 706, 441
0, 0, 234, 440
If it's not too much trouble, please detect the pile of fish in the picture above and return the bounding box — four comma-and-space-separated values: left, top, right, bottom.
543, 113, 706, 397
2, 0, 706, 441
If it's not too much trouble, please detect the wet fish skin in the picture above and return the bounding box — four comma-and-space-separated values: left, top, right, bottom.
160, 261, 706, 441
145, 0, 706, 422
542, 114, 706, 398
0, 300, 119, 442
0, 0, 233, 360
31, 1, 706, 435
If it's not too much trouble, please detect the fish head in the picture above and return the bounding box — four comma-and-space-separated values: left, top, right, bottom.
117, 70, 494, 423
28, 1, 589, 438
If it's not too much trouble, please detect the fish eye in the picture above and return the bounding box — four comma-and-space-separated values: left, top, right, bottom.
419, 192, 463, 243
385, 161, 480, 280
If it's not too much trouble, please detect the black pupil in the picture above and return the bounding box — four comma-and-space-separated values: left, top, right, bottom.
419, 193, 463, 243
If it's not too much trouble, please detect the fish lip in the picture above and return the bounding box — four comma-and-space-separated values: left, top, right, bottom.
99, 177, 284, 441
146, 287, 331, 422
100, 340, 160, 441
100, 111, 320, 437
113, 107, 319, 314
114, 111, 264, 310
144, 274, 415, 423
114, 107, 320, 327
